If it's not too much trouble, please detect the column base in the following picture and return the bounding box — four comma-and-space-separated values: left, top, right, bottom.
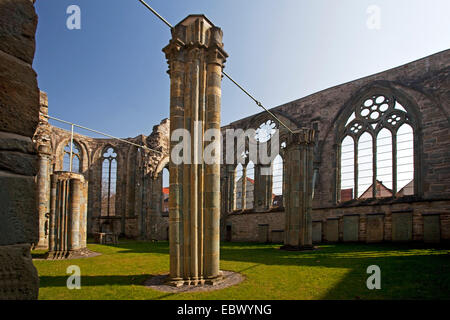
45, 248, 98, 260
166, 272, 224, 287
32, 244, 48, 250
280, 244, 318, 251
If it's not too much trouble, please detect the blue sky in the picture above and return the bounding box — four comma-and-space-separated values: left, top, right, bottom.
34, 0, 450, 138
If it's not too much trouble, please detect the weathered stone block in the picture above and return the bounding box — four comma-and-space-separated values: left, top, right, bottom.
392, 212, 413, 242
343, 215, 359, 242
0, 0, 38, 64
257, 224, 269, 243
0, 150, 38, 176
366, 214, 384, 243
312, 221, 322, 243
0, 51, 39, 137
271, 230, 284, 243
326, 218, 339, 242
0, 171, 38, 245
0, 244, 39, 300
423, 213, 440, 243
0, 131, 35, 154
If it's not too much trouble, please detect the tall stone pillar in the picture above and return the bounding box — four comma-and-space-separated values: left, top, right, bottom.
282, 129, 315, 250
48, 171, 88, 259
163, 15, 227, 286
36, 144, 52, 248
34, 91, 53, 249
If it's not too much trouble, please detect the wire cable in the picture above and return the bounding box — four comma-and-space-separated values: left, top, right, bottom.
44, 114, 164, 155
137, 0, 296, 134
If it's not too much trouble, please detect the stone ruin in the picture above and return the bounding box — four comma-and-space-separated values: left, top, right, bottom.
47, 171, 89, 259
1, 0, 450, 299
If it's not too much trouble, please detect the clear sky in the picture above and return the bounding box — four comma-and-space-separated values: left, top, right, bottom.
34, 0, 450, 139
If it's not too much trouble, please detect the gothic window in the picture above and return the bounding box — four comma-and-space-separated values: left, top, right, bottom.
63, 141, 81, 172
272, 154, 283, 207
162, 167, 169, 213
255, 120, 277, 143
234, 163, 243, 210
246, 161, 255, 209
339, 93, 415, 201
101, 147, 117, 216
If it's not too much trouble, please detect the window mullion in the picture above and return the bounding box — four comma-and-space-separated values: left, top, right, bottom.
354, 137, 358, 199
372, 133, 377, 198
392, 132, 398, 196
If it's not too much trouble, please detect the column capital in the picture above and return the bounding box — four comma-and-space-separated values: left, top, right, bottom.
163, 15, 228, 74
287, 129, 316, 147
38, 144, 52, 156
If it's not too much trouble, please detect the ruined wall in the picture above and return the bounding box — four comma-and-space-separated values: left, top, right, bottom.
38, 116, 170, 240
0, 0, 40, 299
223, 50, 450, 244
35, 50, 450, 245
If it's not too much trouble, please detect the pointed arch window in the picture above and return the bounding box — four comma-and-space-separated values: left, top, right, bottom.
272, 154, 283, 207
234, 163, 244, 210
101, 147, 117, 216
162, 167, 169, 213
245, 161, 255, 209
339, 93, 415, 201
63, 141, 81, 172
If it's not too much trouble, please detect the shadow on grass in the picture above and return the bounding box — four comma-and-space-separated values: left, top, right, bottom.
82, 240, 450, 299
104, 240, 450, 268
39, 274, 151, 288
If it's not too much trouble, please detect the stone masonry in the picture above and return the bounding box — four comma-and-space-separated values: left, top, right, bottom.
163, 15, 228, 286
34, 50, 450, 247
0, 0, 40, 299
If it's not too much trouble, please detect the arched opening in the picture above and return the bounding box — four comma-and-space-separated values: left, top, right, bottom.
63, 141, 81, 172
358, 132, 373, 198
396, 124, 414, 195
340, 136, 355, 201
101, 147, 117, 216
272, 154, 283, 207
162, 167, 169, 213
234, 163, 243, 210
376, 128, 393, 196
338, 93, 417, 201
245, 161, 255, 209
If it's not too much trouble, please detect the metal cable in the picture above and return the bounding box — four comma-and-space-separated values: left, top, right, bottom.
137, 0, 296, 134
137, 0, 173, 28
44, 114, 164, 155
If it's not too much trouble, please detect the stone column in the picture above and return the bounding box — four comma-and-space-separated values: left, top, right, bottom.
35, 145, 52, 248
241, 165, 247, 210
163, 15, 227, 286
148, 175, 159, 240
226, 165, 236, 212
282, 129, 315, 250
48, 171, 88, 259
0, 0, 40, 300
254, 165, 272, 212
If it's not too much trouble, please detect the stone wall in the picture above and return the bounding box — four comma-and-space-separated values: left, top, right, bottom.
0, 0, 40, 299
224, 201, 450, 244
34, 50, 450, 245
221, 50, 450, 244
37, 117, 170, 240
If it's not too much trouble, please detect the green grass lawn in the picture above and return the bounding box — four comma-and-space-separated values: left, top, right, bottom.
32, 240, 450, 300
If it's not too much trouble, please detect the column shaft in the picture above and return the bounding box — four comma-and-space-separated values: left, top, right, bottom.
283, 129, 315, 249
